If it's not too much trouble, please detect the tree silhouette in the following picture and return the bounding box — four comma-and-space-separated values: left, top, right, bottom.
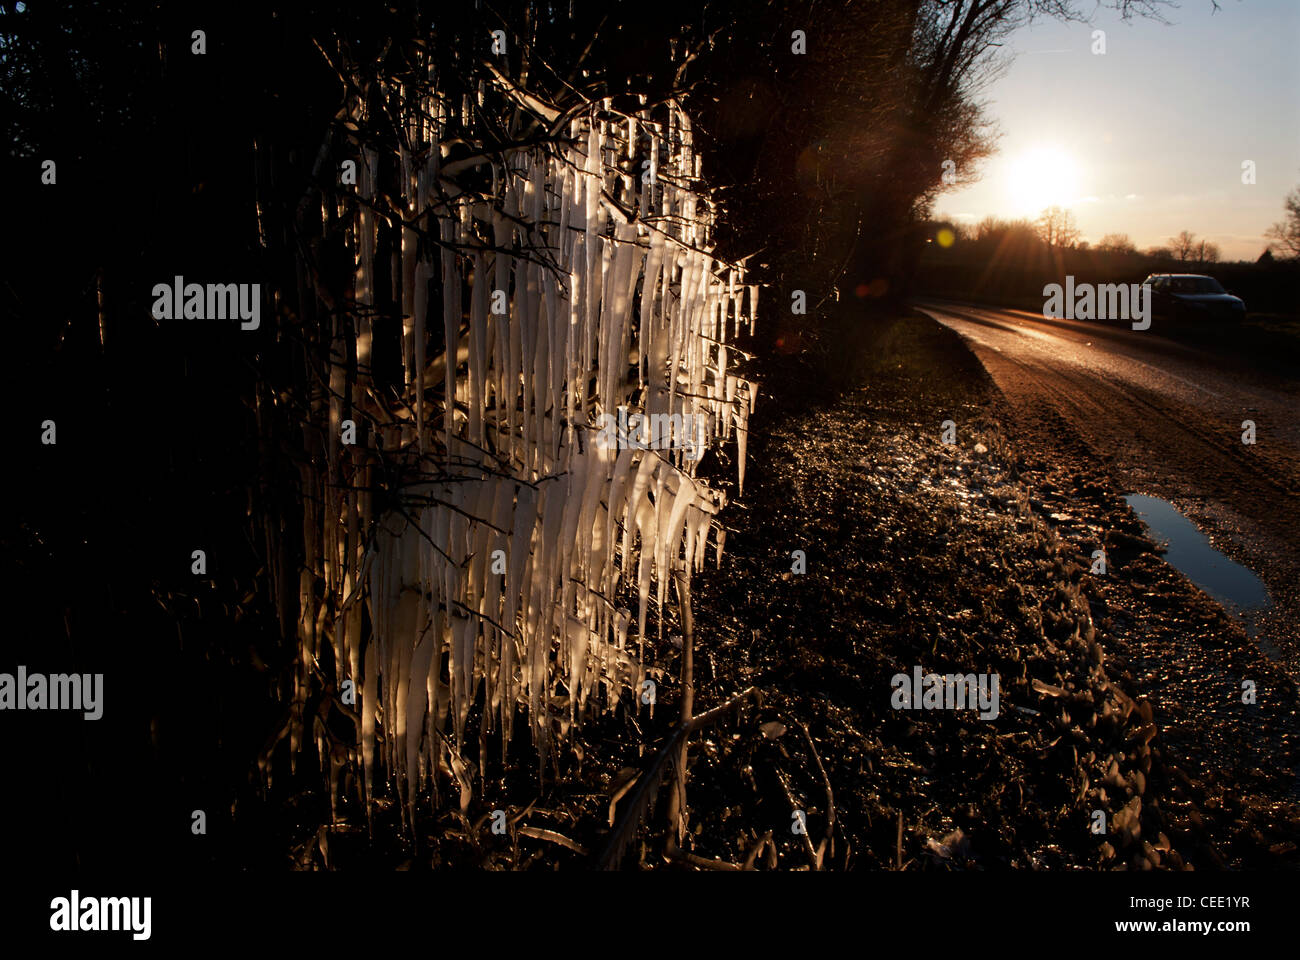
1194, 239, 1221, 266
1170, 230, 1198, 263
1098, 233, 1137, 254
1264, 187, 1300, 260
1036, 206, 1080, 249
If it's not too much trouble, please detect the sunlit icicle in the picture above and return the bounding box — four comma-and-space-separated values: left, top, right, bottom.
294, 94, 761, 817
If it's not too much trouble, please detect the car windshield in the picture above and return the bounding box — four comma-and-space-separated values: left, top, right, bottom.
1169, 277, 1226, 295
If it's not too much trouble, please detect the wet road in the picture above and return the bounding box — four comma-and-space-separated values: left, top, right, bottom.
915, 299, 1300, 659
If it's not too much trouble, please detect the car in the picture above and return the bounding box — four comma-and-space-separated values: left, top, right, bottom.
1142, 273, 1247, 323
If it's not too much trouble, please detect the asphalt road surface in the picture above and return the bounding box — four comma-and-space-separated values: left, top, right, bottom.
915, 299, 1300, 665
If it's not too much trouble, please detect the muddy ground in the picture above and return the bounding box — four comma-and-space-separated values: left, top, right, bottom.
612, 310, 1300, 872
272, 308, 1300, 871
689, 309, 1300, 869
916, 300, 1300, 673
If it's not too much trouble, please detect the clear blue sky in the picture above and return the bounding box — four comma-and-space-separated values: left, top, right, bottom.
934, 0, 1300, 261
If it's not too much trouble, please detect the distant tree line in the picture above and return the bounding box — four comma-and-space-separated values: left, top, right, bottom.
917, 203, 1300, 318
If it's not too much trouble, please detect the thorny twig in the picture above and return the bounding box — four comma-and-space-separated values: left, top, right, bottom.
797, 719, 837, 867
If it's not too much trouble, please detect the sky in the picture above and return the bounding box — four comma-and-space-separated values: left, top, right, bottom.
933, 0, 1300, 261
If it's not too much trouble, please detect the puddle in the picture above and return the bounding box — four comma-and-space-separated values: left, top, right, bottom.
1125, 494, 1273, 646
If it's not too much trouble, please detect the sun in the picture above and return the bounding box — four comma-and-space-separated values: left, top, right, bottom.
1005, 146, 1080, 215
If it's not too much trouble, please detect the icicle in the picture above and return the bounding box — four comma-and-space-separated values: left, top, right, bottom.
469, 254, 488, 450
440, 216, 458, 458
735, 404, 748, 496
299, 93, 759, 816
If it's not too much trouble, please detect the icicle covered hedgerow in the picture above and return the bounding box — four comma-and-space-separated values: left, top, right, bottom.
263, 49, 757, 824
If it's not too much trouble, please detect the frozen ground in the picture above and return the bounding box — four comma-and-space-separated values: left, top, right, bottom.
672, 309, 1300, 870
272, 308, 1300, 870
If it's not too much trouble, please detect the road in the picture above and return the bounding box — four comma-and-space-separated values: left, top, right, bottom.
915, 299, 1300, 661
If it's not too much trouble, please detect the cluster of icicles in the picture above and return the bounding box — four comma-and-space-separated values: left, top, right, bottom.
280, 75, 756, 826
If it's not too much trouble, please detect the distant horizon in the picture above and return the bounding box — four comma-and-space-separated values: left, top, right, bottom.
929, 215, 1281, 264
934, 0, 1300, 262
